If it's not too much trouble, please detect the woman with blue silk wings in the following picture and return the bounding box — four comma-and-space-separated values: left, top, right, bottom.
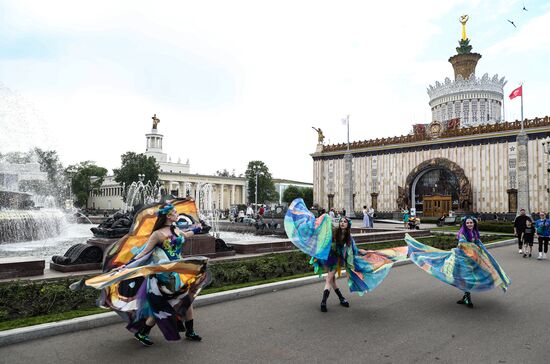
406, 216, 510, 308
284, 198, 407, 312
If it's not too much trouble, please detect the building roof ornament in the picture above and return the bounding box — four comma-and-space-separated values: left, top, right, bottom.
427, 72, 507, 102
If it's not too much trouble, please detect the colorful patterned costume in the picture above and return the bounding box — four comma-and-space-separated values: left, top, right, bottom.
284, 198, 407, 295
405, 233, 510, 292
84, 199, 210, 341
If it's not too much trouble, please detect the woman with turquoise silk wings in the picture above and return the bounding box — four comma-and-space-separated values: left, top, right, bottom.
406, 216, 510, 308
284, 198, 408, 312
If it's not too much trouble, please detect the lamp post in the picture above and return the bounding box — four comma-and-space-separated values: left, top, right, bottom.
255, 170, 259, 214
543, 137, 550, 211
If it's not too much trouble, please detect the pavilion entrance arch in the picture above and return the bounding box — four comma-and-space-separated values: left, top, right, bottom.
398, 158, 472, 216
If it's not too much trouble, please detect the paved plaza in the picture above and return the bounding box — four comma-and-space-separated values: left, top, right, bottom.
1, 243, 548, 364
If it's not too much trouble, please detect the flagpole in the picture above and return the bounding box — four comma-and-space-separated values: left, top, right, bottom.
502, 93, 505, 122
346, 115, 350, 151
520, 84, 524, 131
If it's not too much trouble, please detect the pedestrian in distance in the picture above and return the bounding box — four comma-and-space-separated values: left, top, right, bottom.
522, 219, 535, 258
535, 212, 549, 260
514, 208, 533, 254
362, 205, 371, 228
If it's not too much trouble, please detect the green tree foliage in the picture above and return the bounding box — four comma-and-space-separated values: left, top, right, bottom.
113, 152, 159, 199
245, 161, 278, 204
282, 186, 302, 204
282, 186, 313, 208
215, 168, 236, 177
66, 162, 108, 207
301, 187, 313, 208
34, 148, 67, 205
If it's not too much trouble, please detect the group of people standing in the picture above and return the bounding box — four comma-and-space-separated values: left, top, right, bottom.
362, 205, 375, 228
514, 208, 550, 259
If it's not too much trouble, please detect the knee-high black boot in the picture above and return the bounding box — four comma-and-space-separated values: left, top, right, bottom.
185, 319, 202, 341
320, 289, 330, 312
334, 288, 350, 308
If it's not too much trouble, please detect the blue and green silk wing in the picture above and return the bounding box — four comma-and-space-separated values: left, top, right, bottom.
284, 198, 333, 260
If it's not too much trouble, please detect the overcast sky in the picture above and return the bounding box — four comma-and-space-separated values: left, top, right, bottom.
1, 0, 549, 182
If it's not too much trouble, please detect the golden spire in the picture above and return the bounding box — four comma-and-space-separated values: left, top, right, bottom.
460, 15, 469, 41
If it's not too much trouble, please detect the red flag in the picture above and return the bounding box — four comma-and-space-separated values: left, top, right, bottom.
509, 85, 522, 100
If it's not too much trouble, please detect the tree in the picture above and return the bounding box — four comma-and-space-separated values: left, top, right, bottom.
65, 162, 108, 207
301, 187, 313, 208
244, 161, 278, 205
113, 152, 160, 200
282, 186, 313, 208
282, 186, 303, 205
34, 148, 67, 205
215, 168, 236, 177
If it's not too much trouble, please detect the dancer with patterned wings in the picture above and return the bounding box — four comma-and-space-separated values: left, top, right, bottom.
73, 199, 210, 346
405, 216, 510, 308
284, 198, 408, 312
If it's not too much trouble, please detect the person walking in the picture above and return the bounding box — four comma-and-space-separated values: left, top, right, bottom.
368, 206, 375, 228
535, 212, 550, 260
514, 208, 532, 254
522, 219, 535, 258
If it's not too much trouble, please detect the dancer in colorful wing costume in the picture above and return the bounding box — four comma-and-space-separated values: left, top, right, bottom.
406, 216, 510, 308
284, 198, 408, 312
78, 200, 210, 346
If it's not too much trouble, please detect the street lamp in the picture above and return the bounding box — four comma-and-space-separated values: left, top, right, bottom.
255, 170, 259, 214
251, 166, 261, 214
542, 138, 550, 210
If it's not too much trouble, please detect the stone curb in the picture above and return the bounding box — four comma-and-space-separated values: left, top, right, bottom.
0, 238, 516, 347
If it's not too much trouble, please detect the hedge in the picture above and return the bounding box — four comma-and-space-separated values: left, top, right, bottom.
477, 222, 514, 234
0, 234, 507, 323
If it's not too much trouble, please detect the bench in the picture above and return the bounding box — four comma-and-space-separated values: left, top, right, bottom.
437, 216, 457, 226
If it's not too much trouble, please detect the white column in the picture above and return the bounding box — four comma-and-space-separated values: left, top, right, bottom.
220, 183, 225, 210
241, 184, 246, 204
231, 184, 236, 205
179, 182, 185, 197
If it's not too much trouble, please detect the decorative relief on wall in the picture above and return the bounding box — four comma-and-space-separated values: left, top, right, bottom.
508, 143, 517, 189
320, 117, 550, 153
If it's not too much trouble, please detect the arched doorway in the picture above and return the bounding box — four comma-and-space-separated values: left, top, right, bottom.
411, 168, 459, 216
398, 158, 472, 215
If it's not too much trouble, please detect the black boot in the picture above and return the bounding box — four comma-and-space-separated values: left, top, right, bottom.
457, 292, 473, 308
185, 319, 202, 341
134, 323, 154, 346
464, 292, 473, 308
320, 289, 330, 312
177, 319, 186, 333
334, 288, 350, 308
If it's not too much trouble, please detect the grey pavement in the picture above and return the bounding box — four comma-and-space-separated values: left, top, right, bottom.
1, 243, 549, 364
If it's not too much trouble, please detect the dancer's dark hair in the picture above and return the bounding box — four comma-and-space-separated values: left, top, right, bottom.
334, 218, 351, 246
